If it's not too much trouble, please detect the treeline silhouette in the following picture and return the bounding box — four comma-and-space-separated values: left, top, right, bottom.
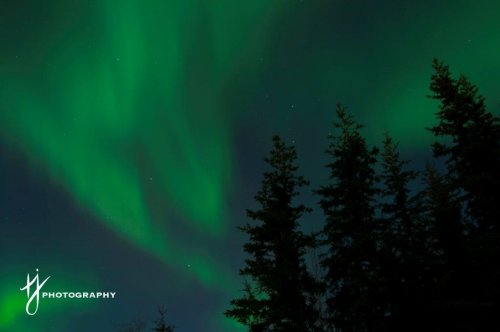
116, 306, 175, 332
226, 60, 500, 332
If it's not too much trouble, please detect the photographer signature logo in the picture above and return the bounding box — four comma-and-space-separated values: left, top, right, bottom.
19, 269, 117, 315
20, 268, 50, 315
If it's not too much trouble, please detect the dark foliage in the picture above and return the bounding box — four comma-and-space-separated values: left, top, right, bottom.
226, 136, 321, 331
228, 61, 499, 331
152, 306, 176, 332
377, 134, 437, 331
316, 105, 382, 331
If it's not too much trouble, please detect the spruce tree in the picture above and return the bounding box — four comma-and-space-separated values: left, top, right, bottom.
429, 61, 499, 328
226, 135, 319, 331
317, 105, 382, 331
379, 133, 419, 238
378, 133, 428, 331
423, 165, 463, 278
429, 59, 500, 232
422, 165, 471, 330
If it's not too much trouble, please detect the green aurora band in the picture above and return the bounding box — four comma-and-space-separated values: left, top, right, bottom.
1, 0, 281, 289
1, 1, 284, 329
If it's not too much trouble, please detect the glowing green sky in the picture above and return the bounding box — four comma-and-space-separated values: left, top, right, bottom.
1, 0, 500, 331
1, 0, 280, 288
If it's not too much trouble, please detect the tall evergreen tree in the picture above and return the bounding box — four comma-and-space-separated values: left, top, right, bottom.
379, 133, 420, 237
226, 135, 320, 331
378, 133, 429, 331
423, 165, 463, 280
317, 105, 382, 331
421, 164, 479, 330
429, 59, 500, 232
429, 60, 499, 328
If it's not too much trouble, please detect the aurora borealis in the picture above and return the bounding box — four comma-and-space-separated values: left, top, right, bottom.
1, 0, 499, 331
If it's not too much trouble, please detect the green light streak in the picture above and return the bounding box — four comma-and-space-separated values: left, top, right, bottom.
0, 0, 283, 295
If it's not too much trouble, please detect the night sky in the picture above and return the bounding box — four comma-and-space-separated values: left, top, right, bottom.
1, 1, 499, 331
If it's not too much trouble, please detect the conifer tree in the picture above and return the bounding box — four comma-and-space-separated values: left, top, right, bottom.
152, 306, 175, 332
378, 133, 428, 331
429, 61, 499, 328
226, 135, 320, 331
317, 105, 382, 331
379, 133, 419, 238
423, 165, 463, 276
429, 59, 500, 232
422, 164, 473, 330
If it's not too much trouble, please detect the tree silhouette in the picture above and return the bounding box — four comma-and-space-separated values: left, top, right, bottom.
116, 306, 175, 332
226, 135, 320, 331
428, 59, 500, 330
225, 60, 499, 331
429, 59, 500, 232
152, 306, 176, 332
378, 133, 434, 331
317, 105, 382, 331
423, 165, 463, 276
